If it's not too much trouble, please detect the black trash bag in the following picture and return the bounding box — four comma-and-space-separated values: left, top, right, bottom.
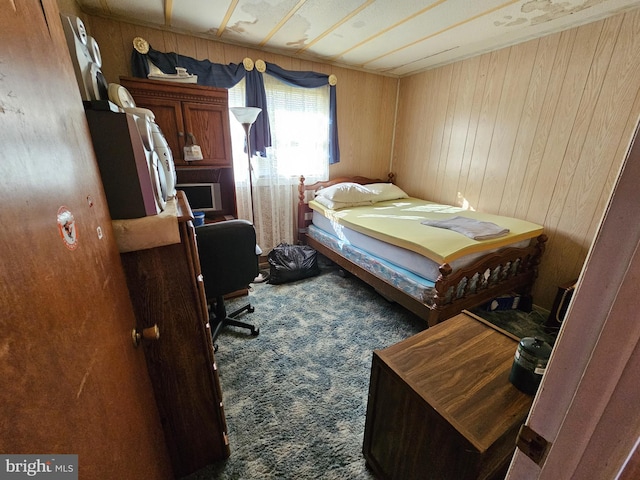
267, 243, 320, 285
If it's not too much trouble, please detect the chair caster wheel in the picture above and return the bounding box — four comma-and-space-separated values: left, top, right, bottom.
251, 327, 260, 336
214, 343, 219, 352
248, 306, 255, 313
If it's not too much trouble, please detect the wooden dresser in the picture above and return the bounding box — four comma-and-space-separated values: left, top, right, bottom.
118, 192, 229, 477
363, 311, 533, 480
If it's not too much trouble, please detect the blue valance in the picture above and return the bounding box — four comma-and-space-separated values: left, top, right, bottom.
131, 47, 339, 164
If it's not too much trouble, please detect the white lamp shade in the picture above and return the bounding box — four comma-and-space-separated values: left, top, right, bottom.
230, 106, 262, 125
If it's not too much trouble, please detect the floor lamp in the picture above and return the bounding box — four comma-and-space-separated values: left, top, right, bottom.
230, 107, 267, 283
229, 107, 262, 226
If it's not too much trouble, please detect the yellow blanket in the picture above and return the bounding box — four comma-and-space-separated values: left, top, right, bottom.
309, 197, 543, 264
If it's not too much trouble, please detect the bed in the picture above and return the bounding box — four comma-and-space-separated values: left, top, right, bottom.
297, 175, 547, 327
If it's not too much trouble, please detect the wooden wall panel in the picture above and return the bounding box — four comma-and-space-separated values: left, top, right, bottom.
551, 12, 640, 288
457, 54, 490, 208
587, 87, 640, 266
477, 40, 537, 214
430, 66, 454, 198
395, 8, 640, 309
499, 33, 558, 218
440, 56, 481, 205
391, 72, 430, 194
512, 29, 575, 222
465, 48, 510, 210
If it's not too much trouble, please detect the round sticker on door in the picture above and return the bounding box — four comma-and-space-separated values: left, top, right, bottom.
57, 206, 78, 250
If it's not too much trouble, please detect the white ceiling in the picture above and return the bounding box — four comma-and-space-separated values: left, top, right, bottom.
78, 0, 640, 77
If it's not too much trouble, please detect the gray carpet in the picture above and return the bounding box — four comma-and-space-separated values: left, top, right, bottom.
182, 257, 554, 479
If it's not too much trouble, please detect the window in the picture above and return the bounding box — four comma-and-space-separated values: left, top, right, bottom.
228, 75, 330, 251
261, 74, 330, 180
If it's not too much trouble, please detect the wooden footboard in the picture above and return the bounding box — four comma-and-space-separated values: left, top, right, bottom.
428, 234, 546, 325
297, 175, 546, 327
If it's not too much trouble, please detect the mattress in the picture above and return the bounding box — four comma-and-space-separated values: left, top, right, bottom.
307, 224, 437, 306
309, 197, 543, 264
312, 211, 531, 282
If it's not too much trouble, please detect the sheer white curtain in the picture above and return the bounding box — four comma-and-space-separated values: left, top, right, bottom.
228, 75, 330, 252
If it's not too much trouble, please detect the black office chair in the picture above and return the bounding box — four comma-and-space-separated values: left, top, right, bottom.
196, 219, 260, 349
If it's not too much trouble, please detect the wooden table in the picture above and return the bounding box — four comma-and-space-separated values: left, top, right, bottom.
363, 311, 533, 480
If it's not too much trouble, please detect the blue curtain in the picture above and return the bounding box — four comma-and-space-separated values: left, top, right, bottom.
131, 47, 339, 164
244, 69, 270, 156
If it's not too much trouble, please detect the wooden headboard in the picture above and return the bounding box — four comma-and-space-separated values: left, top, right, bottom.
296, 173, 395, 243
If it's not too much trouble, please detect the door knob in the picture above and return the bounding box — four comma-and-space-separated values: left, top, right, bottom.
132, 324, 160, 347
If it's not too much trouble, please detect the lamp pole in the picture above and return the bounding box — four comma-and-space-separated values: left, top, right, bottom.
229, 107, 262, 226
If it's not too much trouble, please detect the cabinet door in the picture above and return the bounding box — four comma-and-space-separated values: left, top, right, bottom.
182, 101, 233, 167
132, 96, 187, 166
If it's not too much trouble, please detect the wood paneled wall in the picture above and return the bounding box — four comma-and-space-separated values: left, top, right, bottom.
394, 9, 640, 309
72, 13, 398, 183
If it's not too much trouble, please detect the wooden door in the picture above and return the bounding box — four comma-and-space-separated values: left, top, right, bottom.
182, 101, 233, 166
0, 3, 172, 479
131, 95, 186, 166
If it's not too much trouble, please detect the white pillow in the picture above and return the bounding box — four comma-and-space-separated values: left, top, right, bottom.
315, 182, 375, 203
313, 195, 372, 210
365, 183, 409, 202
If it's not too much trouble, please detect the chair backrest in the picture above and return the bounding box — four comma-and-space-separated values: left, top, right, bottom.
196, 220, 259, 298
